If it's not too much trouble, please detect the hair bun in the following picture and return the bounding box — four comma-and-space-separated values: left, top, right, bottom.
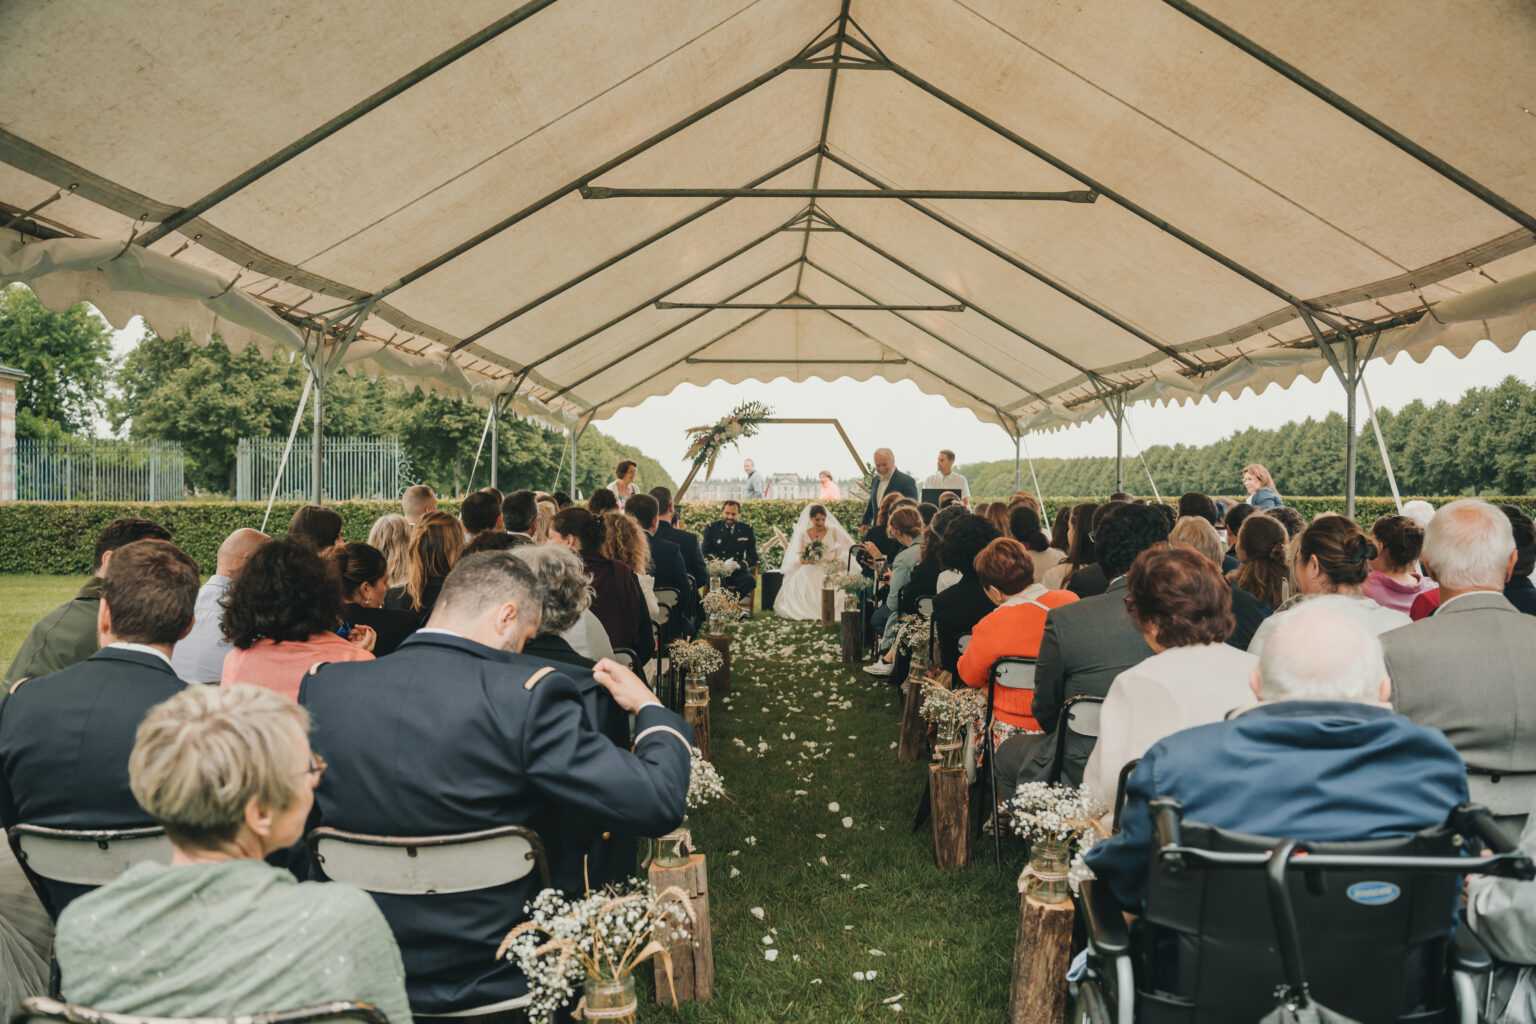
1347, 537, 1370, 564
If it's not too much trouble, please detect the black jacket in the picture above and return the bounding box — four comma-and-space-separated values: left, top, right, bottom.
932, 574, 995, 674
655, 521, 707, 591
861, 470, 919, 527
343, 602, 421, 657
300, 632, 690, 1014
1226, 584, 1266, 651
0, 647, 185, 916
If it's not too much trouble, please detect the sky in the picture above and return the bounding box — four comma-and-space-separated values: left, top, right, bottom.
109, 319, 1532, 486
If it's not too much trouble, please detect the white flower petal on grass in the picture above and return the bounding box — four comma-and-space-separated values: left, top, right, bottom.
842, 816, 854, 828
818, 855, 829, 866
853, 971, 866, 981
811, 978, 822, 985
729, 866, 741, 878
762, 935, 774, 945
869, 949, 885, 956
844, 925, 855, 931
854, 883, 869, 890
815, 833, 827, 840
889, 1004, 902, 1013
750, 907, 765, 920
883, 994, 905, 1004
764, 948, 779, 962
828, 801, 840, 812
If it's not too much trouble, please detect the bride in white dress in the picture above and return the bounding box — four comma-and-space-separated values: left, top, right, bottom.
775, 503, 855, 620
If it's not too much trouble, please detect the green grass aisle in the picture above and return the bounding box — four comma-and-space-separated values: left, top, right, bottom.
655, 614, 1025, 1022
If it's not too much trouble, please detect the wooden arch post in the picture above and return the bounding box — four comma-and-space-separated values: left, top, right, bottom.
673, 418, 869, 501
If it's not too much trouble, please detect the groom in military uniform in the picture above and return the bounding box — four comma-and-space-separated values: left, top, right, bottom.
702, 499, 758, 601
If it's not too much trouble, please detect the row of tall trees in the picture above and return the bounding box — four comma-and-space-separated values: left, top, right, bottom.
967, 375, 1536, 499
0, 286, 674, 496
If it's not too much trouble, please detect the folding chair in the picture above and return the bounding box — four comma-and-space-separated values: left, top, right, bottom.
1048, 694, 1104, 785
916, 596, 936, 664
978, 656, 1037, 869
307, 825, 551, 1018
8, 824, 173, 920
1111, 757, 1141, 835
12, 997, 389, 1024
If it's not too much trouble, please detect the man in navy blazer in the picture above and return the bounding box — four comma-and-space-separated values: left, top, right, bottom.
651, 487, 707, 591
1086, 599, 1470, 912
300, 551, 691, 1016
860, 448, 919, 533
627, 493, 696, 637
0, 539, 197, 916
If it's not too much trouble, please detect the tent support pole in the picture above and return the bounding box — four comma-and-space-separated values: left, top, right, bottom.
304, 300, 375, 505
261, 364, 313, 534
1297, 308, 1382, 519
1361, 380, 1404, 514
311, 365, 323, 505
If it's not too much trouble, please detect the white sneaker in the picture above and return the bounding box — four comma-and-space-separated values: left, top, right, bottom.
862, 661, 893, 677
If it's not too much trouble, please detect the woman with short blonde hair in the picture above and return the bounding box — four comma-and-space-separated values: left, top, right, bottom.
533, 499, 557, 545
54, 685, 411, 1023
366, 513, 412, 587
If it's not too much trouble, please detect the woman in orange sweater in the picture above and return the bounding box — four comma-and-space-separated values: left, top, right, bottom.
957, 537, 1078, 734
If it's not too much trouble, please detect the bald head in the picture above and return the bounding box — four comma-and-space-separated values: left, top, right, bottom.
216, 529, 269, 579
1253, 596, 1390, 705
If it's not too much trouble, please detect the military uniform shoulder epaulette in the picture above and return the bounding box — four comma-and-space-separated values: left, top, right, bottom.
523, 666, 556, 691
7, 678, 29, 694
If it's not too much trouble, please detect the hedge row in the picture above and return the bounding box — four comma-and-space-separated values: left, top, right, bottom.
2, 495, 1532, 576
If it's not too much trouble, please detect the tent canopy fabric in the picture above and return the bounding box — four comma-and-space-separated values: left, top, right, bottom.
1, 0, 1533, 431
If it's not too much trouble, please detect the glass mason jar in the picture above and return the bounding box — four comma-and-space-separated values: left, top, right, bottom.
935, 724, 964, 771
654, 816, 691, 867
1028, 836, 1072, 905
684, 677, 710, 703
581, 975, 637, 1022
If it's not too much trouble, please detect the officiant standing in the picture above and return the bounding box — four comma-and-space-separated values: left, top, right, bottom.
860, 448, 918, 536
703, 500, 759, 603
923, 449, 970, 505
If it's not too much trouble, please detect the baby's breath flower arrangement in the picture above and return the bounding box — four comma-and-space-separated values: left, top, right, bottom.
701, 588, 739, 634
918, 683, 986, 770
823, 569, 872, 611
895, 614, 931, 661
656, 746, 725, 867
1008, 783, 1110, 904
669, 639, 723, 701
497, 881, 696, 1024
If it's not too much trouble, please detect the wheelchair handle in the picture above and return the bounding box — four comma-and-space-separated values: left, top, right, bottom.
1150, 797, 1185, 869
1454, 803, 1524, 857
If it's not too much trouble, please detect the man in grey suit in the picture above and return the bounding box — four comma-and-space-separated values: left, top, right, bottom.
993, 502, 1166, 793
1382, 498, 1536, 833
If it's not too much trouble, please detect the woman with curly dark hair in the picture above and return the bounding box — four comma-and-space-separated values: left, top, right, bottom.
385, 511, 463, 619
220, 537, 374, 699
928, 513, 1001, 674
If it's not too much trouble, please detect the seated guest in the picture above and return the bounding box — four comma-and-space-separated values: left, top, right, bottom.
367, 513, 413, 587
701, 500, 759, 603
55, 686, 410, 1024
1082, 545, 1256, 807
463, 531, 516, 556
1167, 516, 1265, 650
1383, 499, 1536, 831
458, 489, 504, 543
869, 506, 926, 664
603, 510, 662, 624
900, 505, 968, 616
550, 508, 651, 667
1266, 505, 1306, 540
287, 504, 344, 555
628, 494, 695, 636
1086, 604, 1469, 913
930, 514, 1002, 675
998, 503, 1166, 789
512, 546, 601, 670
1466, 795, 1536, 1000
1067, 502, 1128, 598
1227, 512, 1290, 612
172, 528, 268, 684
551, 490, 573, 510
501, 489, 539, 545
0, 539, 197, 915
1500, 505, 1536, 616
1363, 514, 1436, 614
982, 502, 1011, 539
1048, 505, 1071, 560
533, 499, 557, 545
1177, 492, 1235, 572
587, 488, 619, 515
651, 486, 707, 591
937, 491, 961, 509
221, 538, 374, 699
917, 501, 937, 526
300, 552, 690, 1015
1222, 501, 1258, 561
1247, 515, 1409, 657
1041, 502, 1097, 591
1010, 504, 1064, 583
859, 492, 911, 576
385, 510, 463, 620
401, 484, 436, 526
337, 543, 422, 657
4, 517, 172, 686
956, 538, 1077, 741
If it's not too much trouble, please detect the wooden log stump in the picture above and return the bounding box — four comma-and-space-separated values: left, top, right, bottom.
649, 853, 714, 1004
897, 679, 925, 763
840, 609, 862, 663
704, 633, 731, 694
683, 699, 711, 761
1007, 893, 1074, 1024
820, 588, 836, 627
930, 764, 971, 869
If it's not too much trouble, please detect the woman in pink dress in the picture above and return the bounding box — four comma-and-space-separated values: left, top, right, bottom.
1363, 514, 1436, 614
817, 470, 841, 501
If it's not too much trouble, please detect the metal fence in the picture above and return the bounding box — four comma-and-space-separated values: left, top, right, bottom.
13, 438, 185, 501
236, 436, 410, 502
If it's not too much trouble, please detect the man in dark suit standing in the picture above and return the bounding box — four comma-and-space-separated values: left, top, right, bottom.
627, 494, 695, 637
0, 538, 196, 915
300, 552, 691, 1017
860, 448, 919, 535
652, 486, 707, 591
702, 501, 758, 602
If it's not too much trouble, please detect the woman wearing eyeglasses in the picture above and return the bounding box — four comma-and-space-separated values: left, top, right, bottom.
53, 685, 411, 1024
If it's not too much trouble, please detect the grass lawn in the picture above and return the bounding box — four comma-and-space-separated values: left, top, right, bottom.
652, 614, 1026, 1022
0, 575, 91, 670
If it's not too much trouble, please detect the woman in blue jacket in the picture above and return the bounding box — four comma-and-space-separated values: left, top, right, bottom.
1242, 463, 1283, 509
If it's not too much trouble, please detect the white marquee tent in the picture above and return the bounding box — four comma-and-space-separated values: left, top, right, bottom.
2, 0, 1534, 505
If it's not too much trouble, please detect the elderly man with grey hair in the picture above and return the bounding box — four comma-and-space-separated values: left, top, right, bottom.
512, 544, 611, 669
1085, 599, 1470, 912
171, 527, 269, 683
859, 447, 918, 536
1382, 498, 1536, 833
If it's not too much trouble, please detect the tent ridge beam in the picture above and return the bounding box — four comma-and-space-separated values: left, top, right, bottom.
581, 186, 1098, 202
685, 358, 908, 364
655, 301, 964, 312
804, 257, 1048, 405
139, 0, 561, 247
836, 36, 1313, 309
452, 147, 818, 349
1163, 0, 1536, 236
823, 153, 1196, 370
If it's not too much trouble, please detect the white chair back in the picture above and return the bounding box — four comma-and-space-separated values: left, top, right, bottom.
994, 659, 1036, 690
1065, 699, 1103, 739
14, 997, 390, 1024
9, 825, 172, 886
612, 648, 636, 669
309, 825, 549, 896
916, 596, 935, 618
956, 634, 971, 655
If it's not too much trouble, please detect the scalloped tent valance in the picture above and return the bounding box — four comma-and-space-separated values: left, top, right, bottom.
1, 0, 1532, 446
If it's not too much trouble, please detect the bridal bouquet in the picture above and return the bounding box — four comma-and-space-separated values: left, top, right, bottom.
497, 881, 696, 1024
800, 538, 825, 564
